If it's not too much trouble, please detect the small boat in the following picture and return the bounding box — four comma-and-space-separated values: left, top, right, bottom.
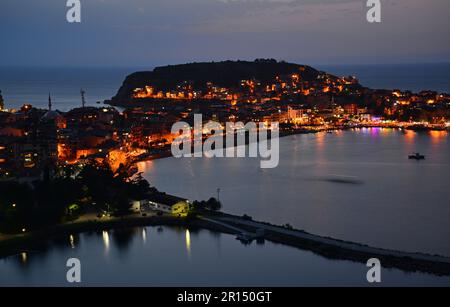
409, 153, 425, 160
236, 233, 253, 244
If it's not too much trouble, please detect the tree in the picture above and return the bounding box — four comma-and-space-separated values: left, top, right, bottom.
0, 161, 154, 233
76, 162, 151, 216
0, 181, 34, 232
206, 197, 222, 211
32, 177, 81, 226
192, 197, 222, 212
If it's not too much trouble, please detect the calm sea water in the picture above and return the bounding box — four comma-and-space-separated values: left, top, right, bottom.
140, 130, 450, 257
1, 226, 449, 286
0, 131, 448, 286
1, 65, 449, 286
1, 63, 449, 111
0, 66, 148, 111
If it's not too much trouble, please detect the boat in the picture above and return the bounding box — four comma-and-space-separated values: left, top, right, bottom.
409, 153, 425, 160
236, 229, 266, 244
236, 233, 253, 244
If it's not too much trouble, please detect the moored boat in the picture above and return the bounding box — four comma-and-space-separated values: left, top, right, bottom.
409, 153, 425, 160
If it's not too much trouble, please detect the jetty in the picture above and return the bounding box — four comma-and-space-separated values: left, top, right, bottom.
2, 209, 450, 277
199, 213, 450, 276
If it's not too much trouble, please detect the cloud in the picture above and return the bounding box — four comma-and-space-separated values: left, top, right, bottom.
0, 0, 449, 66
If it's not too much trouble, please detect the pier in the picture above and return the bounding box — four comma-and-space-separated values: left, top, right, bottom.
2, 209, 450, 277
199, 216, 265, 243
199, 213, 450, 276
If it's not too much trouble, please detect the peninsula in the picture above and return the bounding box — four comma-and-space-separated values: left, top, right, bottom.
1, 60, 450, 277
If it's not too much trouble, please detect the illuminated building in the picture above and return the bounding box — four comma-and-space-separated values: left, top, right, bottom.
140, 192, 192, 217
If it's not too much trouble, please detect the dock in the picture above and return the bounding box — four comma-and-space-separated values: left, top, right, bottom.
199, 213, 450, 276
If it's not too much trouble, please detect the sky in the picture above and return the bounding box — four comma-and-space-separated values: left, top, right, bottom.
0, 0, 449, 67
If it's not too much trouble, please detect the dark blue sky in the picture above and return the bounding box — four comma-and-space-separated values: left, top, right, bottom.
1, 0, 449, 67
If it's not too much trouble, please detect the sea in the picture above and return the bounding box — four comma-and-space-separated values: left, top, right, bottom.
0, 63, 449, 286
0, 63, 449, 111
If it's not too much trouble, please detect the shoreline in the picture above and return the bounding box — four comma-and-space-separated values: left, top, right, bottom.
0, 215, 205, 257
209, 212, 450, 277
127, 128, 321, 167
105, 100, 449, 134
1, 211, 450, 277
128, 125, 448, 169
1, 128, 449, 277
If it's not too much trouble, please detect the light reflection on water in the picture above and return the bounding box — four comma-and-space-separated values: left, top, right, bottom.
185, 229, 191, 259
1, 130, 449, 286
429, 130, 448, 144
140, 129, 450, 256
1, 226, 449, 287
20, 252, 27, 264
102, 231, 110, 253
69, 235, 75, 249
142, 228, 147, 244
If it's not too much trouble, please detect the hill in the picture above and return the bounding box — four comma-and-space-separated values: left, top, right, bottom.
108, 59, 326, 105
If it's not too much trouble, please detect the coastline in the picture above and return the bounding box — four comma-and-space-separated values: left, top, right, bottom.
1, 126, 449, 278
0, 215, 206, 257
2, 210, 450, 277
128, 125, 448, 169
209, 212, 450, 277
127, 127, 322, 167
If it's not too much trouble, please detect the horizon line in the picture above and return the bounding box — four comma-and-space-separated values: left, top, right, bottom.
1, 61, 450, 70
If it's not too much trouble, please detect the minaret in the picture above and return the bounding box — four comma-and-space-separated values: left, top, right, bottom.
48, 93, 52, 111
0, 90, 4, 110
80, 89, 86, 108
